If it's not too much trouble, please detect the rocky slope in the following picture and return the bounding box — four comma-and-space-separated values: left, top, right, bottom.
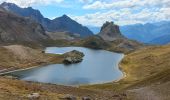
0, 7, 48, 43
0, 2, 93, 37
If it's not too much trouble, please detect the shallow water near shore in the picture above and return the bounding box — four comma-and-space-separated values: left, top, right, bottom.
6, 47, 124, 86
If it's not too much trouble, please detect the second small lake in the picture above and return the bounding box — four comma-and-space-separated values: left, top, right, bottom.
6, 47, 124, 86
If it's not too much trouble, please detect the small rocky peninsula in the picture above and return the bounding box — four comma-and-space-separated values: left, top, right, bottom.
63, 50, 84, 64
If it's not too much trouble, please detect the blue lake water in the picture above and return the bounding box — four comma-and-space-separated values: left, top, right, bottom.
7, 47, 124, 86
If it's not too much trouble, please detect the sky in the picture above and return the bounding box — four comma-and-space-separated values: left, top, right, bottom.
0, 0, 170, 27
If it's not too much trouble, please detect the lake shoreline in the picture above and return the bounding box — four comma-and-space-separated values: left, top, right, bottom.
80, 55, 126, 87
0, 64, 49, 76
1, 46, 126, 86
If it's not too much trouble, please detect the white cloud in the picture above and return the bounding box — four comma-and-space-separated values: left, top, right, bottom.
79, 0, 93, 3
83, 0, 170, 10
0, 0, 169, 26
70, 0, 170, 26
83, 0, 137, 9
0, 0, 64, 7
71, 7, 170, 27
159, 7, 170, 19
71, 9, 132, 27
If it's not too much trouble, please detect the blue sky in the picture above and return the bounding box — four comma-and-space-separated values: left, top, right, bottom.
0, 0, 170, 27
32, 1, 97, 19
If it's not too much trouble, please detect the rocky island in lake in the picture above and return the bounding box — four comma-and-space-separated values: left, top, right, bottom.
63, 50, 85, 64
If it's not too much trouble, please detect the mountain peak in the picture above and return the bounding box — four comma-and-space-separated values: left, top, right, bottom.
1, 2, 34, 10
56, 14, 71, 20
1, 2, 18, 7
1, 2, 12, 5
1, 2, 28, 12
101, 21, 115, 31
62, 14, 69, 18
99, 21, 124, 41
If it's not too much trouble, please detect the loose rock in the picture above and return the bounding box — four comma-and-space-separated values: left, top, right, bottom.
27, 93, 40, 99
62, 94, 77, 100
82, 96, 91, 100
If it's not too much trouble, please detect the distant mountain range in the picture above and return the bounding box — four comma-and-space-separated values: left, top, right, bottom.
0, 2, 93, 37
149, 34, 170, 45
120, 21, 170, 44
89, 21, 170, 45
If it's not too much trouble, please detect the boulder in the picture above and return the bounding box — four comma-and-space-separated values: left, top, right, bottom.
27, 93, 40, 99
62, 94, 77, 100
82, 96, 91, 100
63, 50, 84, 64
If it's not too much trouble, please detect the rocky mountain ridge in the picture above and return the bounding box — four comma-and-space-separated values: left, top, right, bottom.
0, 7, 48, 43
0, 2, 93, 37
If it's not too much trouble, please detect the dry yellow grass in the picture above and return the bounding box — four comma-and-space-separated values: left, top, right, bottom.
121, 45, 170, 83
0, 77, 127, 100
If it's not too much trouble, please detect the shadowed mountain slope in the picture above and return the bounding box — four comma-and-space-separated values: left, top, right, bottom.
0, 7, 48, 43
0, 2, 93, 37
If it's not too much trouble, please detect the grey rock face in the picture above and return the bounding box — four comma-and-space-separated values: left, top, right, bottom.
99, 21, 124, 41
